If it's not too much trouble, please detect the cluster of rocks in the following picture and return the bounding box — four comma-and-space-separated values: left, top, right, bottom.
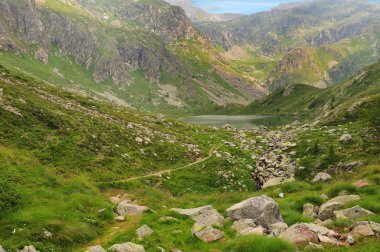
111, 194, 149, 221
251, 131, 298, 189
171, 205, 225, 242
227, 195, 288, 236
303, 194, 374, 223
84, 195, 151, 252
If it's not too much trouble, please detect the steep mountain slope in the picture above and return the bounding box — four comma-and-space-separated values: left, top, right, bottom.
0, 0, 262, 114
163, 0, 243, 22
198, 0, 380, 89
242, 60, 380, 122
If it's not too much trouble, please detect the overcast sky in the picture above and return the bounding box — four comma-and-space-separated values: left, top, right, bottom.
192, 0, 380, 15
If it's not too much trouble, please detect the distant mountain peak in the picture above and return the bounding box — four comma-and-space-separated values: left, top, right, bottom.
163, 0, 244, 22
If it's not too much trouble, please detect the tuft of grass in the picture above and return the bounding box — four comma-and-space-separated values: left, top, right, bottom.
222, 235, 295, 252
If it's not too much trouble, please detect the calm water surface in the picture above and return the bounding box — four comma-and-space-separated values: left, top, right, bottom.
180, 115, 294, 130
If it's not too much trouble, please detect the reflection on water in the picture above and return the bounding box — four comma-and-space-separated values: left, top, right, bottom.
179, 115, 294, 130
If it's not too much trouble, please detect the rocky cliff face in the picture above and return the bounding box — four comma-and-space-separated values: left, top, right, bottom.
0, 0, 262, 112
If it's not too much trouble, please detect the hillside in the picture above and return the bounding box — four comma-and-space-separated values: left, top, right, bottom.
197, 0, 380, 89
0, 62, 379, 251
0, 0, 263, 115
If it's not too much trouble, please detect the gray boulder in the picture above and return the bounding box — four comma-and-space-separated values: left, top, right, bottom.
334, 205, 374, 221
193, 208, 225, 227
136, 225, 154, 240
85, 246, 106, 252
191, 223, 224, 242
318, 201, 343, 221
312, 172, 332, 183
109, 242, 145, 252
226, 195, 283, 228
116, 201, 148, 216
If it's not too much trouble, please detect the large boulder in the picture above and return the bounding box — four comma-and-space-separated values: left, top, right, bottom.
334, 205, 374, 221
116, 201, 148, 216
318, 201, 343, 221
136, 225, 154, 240
191, 223, 224, 242
193, 208, 225, 227
109, 242, 145, 252
279, 223, 318, 244
18, 246, 39, 252
226, 195, 283, 228
327, 195, 361, 205
85, 246, 106, 252
312, 173, 332, 183
231, 219, 256, 233
170, 205, 213, 218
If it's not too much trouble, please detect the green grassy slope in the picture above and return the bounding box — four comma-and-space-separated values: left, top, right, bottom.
0, 63, 379, 251
242, 60, 380, 120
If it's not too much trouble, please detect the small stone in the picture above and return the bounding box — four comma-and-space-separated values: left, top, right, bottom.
43, 230, 53, 239
0, 245, 5, 252
279, 193, 284, 198
303, 203, 317, 219
340, 134, 352, 143
231, 219, 256, 233
136, 225, 154, 240
85, 245, 107, 252
346, 234, 355, 245
269, 222, 288, 236
312, 172, 332, 183
238, 226, 265, 236
317, 233, 342, 246
18, 246, 39, 252
353, 180, 369, 188
115, 216, 125, 222
191, 223, 224, 242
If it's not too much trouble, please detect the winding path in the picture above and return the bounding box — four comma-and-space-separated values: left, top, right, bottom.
103, 144, 221, 184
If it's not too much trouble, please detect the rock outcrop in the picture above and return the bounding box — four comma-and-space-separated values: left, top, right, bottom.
226, 196, 283, 228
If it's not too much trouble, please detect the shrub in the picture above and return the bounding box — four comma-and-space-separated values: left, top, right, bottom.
0, 182, 21, 214
223, 234, 295, 252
